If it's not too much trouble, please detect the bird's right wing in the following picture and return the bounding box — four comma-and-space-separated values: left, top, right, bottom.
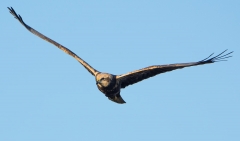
8, 7, 99, 76
117, 50, 233, 88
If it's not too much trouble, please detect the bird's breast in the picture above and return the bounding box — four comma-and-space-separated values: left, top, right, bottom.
97, 79, 121, 96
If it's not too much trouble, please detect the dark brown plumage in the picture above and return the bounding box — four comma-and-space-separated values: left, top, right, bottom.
8, 7, 233, 104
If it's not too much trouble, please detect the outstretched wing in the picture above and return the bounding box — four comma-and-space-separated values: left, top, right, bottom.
117, 50, 233, 88
8, 7, 99, 76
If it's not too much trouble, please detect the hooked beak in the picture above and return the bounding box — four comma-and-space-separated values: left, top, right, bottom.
96, 80, 101, 85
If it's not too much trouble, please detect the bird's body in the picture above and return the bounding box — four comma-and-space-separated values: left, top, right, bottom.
95, 73, 125, 103
8, 7, 233, 104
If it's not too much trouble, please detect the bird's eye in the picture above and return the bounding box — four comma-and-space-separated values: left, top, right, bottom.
101, 78, 105, 81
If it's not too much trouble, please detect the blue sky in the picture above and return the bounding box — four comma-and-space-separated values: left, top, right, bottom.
1, 1, 239, 141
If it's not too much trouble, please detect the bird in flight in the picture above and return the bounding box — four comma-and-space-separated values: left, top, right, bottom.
8, 7, 233, 104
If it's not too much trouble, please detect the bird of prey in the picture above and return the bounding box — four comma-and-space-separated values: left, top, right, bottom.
8, 7, 233, 104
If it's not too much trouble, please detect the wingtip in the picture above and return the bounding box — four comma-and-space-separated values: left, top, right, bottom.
7, 7, 14, 13
199, 49, 233, 64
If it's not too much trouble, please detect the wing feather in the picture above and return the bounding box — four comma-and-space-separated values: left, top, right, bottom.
8, 7, 99, 76
117, 50, 233, 88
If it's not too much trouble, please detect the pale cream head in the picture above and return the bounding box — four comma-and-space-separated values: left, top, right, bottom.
96, 73, 113, 87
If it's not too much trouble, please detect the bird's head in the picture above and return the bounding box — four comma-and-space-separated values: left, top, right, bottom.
96, 73, 114, 87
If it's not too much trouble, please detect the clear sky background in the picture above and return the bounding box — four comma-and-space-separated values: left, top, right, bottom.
1, 1, 239, 141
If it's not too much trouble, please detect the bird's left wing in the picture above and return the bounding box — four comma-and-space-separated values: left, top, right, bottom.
8, 7, 99, 76
117, 50, 233, 88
